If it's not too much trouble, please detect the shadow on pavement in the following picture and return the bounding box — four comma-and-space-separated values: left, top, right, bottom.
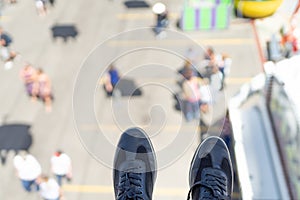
0, 124, 32, 165
105, 78, 143, 97
51, 24, 79, 42
123, 0, 150, 8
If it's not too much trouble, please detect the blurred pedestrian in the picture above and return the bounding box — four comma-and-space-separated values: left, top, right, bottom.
203, 46, 218, 80
37, 175, 61, 200
182, 68, 203, 121
51, 150, 72, 186
0, 27, 16, 69
19, 63, 38, 101
179, 60, 199, 77
198, 78, 211, 113
280, 25, 298, 58
104, 65, 120, 97
13, 154, 42, 192
216, 53, 232, 90
221, 110, 233, 149
204, 46, 215, 61
152, 2, 168, 37
35, 0, 47, 16
36, 68, 53, 112
178, 60, 199, 87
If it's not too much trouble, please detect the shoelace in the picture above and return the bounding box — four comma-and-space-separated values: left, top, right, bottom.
117, 172, 143, 200
187, 172, 230, 200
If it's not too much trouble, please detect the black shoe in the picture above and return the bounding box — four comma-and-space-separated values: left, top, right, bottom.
187, 136, 233, 200
113, 127, 157, 200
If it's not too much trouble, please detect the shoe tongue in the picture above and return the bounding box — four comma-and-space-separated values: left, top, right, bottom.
120, 159, 146, 173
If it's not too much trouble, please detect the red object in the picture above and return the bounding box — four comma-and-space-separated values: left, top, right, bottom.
54, 152, 61, 157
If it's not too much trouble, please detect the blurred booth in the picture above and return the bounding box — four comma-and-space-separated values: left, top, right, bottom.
179, 0, 232, 31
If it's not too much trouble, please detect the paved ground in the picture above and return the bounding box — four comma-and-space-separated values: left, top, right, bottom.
0, 0, 262, 199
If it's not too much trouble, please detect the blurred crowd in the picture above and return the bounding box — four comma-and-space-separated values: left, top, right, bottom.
0, 1, 61, 197
0, 6, 55, 112
13, 151, 72, 200
103, 45, 232, 125
177, 46, 232, 122
102, 45, 233, 148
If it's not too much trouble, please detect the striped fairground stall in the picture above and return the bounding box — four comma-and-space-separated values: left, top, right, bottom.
179, 0, 233, 31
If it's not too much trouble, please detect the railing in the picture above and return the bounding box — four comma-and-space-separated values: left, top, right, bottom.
265, 75, 300, 199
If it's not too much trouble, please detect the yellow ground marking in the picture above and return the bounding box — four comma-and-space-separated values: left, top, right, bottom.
79, 124, 200, 132
117, 13, 179, 20
79, 124, 224, 134
62, 184, 241, 198
129, 77, 252, 84
107, 38, 254, 46
99, 77, 252, 85
0, 16, 10, 22
79, 121, 230, 133
116, 12, 253, 50
63, 185, 112, 193
226, 77, 252, 84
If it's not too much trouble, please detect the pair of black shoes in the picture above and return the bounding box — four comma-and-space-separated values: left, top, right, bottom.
113, 128, 233, 200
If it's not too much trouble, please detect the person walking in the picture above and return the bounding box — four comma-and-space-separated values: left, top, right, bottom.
203, 46, 219, 81
182, 68, 203, 121
0, 27, 16, 69
13, 154, 42, 192
35, 0, 47, 16
213, 53, 232, 91
104, 65, 120, 97
37, 175, 61, 200
36, 68, 53, 112
152, 2, 169, 37
50, 150, 72, 186
19, 63, 38, 100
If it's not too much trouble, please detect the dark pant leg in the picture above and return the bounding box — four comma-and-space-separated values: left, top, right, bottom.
191, 101, 200, 119
21, 180, 35, 192
56, 174, 65, 186
219, 68, 225, 89
183, 100, 194, 121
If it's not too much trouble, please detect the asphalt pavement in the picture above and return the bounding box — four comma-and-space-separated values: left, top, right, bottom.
0, 0, 262, 199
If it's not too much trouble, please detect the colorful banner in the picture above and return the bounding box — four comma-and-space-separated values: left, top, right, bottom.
180, 0, 232, 31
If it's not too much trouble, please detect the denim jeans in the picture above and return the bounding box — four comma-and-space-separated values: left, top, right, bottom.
56, 174, 65, 186
21, 179, 39, 192
184, 100, 200, 122
56, 174, 71, 186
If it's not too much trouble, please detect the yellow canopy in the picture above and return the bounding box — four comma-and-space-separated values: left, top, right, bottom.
235, 0, 283, 18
